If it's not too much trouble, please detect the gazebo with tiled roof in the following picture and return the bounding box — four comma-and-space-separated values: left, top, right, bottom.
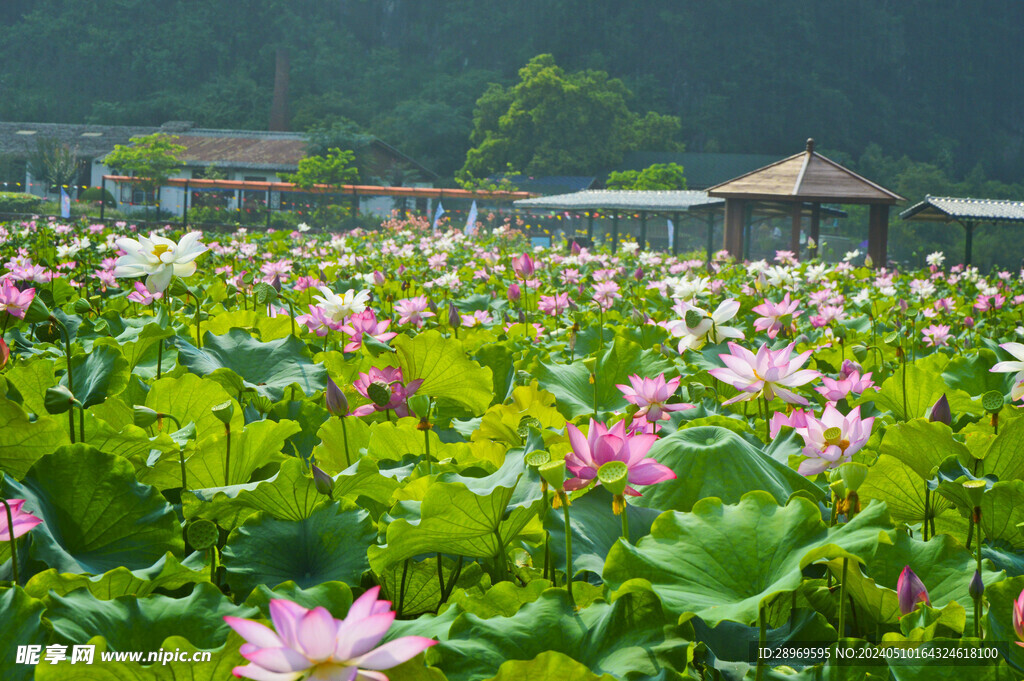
707, 139, 904, 265
900, 195, 1024, 265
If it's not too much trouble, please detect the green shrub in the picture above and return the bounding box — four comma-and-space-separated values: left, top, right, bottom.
80, 187, 117, 207
0, 191, 44, 214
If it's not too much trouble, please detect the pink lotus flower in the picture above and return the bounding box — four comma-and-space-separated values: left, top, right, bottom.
224, 587, 437, 681
778, 404, 875, 476
0, 499, 42, 540
616, 374, 694, 425
592, 281, 621, 311
537, 293, 572, 316
709, 342, 819, 405
897, 566, 930, 616
0, 279, 35, 319
339, 310, 397, 353
127, 281, 162, 305
921, 324, 952, 347
352, 367, 424, 418
460, 310, 492, 328
1013, 589, 1024, 647
296, 305, 341, 337
814, 368, 876, 402
511, 253, 536, 279
394, 297, 435, 327
752, 293, 801, 339
564, 419, 675, 496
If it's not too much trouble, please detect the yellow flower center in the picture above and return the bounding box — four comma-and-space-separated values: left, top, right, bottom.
151, 243, 172, 259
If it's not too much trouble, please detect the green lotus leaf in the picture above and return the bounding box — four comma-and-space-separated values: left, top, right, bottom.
146, 373, 243, 442
484, 651, 617, 681
245, 579, 353, 620
378, 555, 487, 617
878, 419, 971, 480
4, 357, 56, 416
860, 454, 953, 526
24, 552, 208, 602
866, 353, 979, 420
221, 501, 375, 595
46, 582, 255, 650
0, 587, 49, 681
603, 492, 892, 626
974, 417, 1024, 482
368, 476, 541, 573
536, 336, 674, 420
437, 589, 691, 681
1, 445, 183, 574
632, 426, 823, 512
0, 395, 69, 477
941, 349, 1009, 397
60, 343, 130, 407
174, 328, 327, 401
186, 418, 301, 488
311, 415, 371, 474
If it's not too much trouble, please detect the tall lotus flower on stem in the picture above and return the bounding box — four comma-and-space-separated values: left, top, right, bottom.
990, 342, 1024, 402
0, 498, 42, 586
338, 310, 397, 353
752, 293, 801, 339
616, 373, 695, 431
511, 253, 535, 279
565, 419, 675, 540
0, 279, 36, 328
223, 587, 437, 681
897, 566, 930, 616
669, 299, 744, 353
352, 367, 424, 420
777, 404, 874, 477
314, 286, 371, 325
113, 231, 207, 293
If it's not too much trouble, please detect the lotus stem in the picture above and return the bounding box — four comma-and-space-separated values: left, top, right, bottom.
561, 490, 575, 608
620, 503, 629, 541
223, 423, 231, 487
440, 555, 462, 603
838, 557, 848, 639
340, 416, 351, 469
210, 546, 217, 584
756, 605, 767, 681
436, 552, 445, 604
397, 558, 410, 618
2, 498, 19, 586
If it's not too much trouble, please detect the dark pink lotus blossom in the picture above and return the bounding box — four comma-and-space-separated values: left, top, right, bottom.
0, 279, 35, 319
127, 281, 162, 305
815, 368, 876, 402
1014, 589, 1024, 647
296, 305, 341, 337
0, 499, 42, 540
564, 419, 675, 496
537, 293, 572, 316
224, 587, 436, 681
616, 373, 694, 425
752, 293, 801, 339
352, 367, 424, 417
511, 253, 536, 279
339, 310, 397, 352
709, 342, 819, 405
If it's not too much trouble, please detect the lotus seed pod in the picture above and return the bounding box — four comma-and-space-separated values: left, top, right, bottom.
982, 390, 1004, 414
187, 520, 218, 550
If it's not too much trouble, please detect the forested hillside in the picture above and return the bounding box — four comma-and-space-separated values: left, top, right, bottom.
1, 0, 1022, 181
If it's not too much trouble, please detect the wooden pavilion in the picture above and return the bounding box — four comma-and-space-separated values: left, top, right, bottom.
707, 139, 903, 265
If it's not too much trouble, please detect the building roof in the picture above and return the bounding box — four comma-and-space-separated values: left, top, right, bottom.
900, 195, 1024, 224
514, 189, 722, 212
707, 139, 904, 205
612, 151, 781, 189
495, 175, 596, 196
174, 130, 307, 172
0, 121, 165, 158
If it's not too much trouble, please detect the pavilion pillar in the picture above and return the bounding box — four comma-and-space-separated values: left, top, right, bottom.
705, 212, 715, 263
722, 198, 745, 260
808, 202, 821, 259
640, 211, 648, 250
743, 202, 753, 260
867, 204, 889, 267
586, 213, 594, 242
182, 181, 190, 229
790, 203, 802, 258
963, 221, 975, 265
611, 211, 620, 253
672, 211, 681, 255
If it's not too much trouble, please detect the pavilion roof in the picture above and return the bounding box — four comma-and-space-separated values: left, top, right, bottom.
900, 195, 1024, 224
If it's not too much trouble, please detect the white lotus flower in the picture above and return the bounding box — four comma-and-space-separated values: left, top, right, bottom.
313, 286, 370, 322
113, 231, 207, 293
669, 298, 744, 353
991, 343, 1024, 402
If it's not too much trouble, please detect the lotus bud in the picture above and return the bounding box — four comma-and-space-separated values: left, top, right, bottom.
571, 240, 581, 255
408, 394, 430, 420
965, 316, 975, 328
538, 460, 566, 489
311, 464, 334, 498
898, 299, 908, 313
448, 303, 461, 329
271, 273, 282, 293
507, 283, 521, 303
325, 378, 348, 417
211, 400, 234, 425
1013, 588, 1024, 644
633, 267, 644, 282
398, 264, 406, 276
928, 394, 951, 425
22, 296, 51, 324
863, 253, 874, 268
897, 566, 930, 615
373, 270, 386, 285
367, 381, 392, 407
969, 569, 985, 601
840, 359, 862, 378
44, 385, 77, 414
838, 462, 869, 493
132, 405, 160, 428
73, 298, 92, 315
517, 310, 526, 324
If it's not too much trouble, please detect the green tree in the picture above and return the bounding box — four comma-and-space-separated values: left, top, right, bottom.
606, 163, 687, 190
28, 138, 82, 195
281, 147, 360, 229
103, 133, 185, 214
461, 54, 681, 177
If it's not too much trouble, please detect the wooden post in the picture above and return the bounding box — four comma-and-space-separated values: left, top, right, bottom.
867, 204, 889, 267
587, 213, 594, 242
705, 212, 714, 263
611, 211, 620, 253
349, 188, 359, 230
743, 202, 753, 261
723, 199, 745, 259
963, 221, 974, 265
790, 203, 802, 258
100, 177, 106, 221
182, 180, 190, 229
673, 211, 682, 256
639, 211, 648, 250
809, 202, 821, 259
265, 188, 272, 229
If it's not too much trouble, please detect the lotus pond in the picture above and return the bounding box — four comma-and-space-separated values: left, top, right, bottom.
2, 217, 1024, 680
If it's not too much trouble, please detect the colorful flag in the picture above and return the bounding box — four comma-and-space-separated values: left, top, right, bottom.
464, 200, 478, 235
432, 201, 445, 233
60, 187, 71, 219
667, 218, 675, 251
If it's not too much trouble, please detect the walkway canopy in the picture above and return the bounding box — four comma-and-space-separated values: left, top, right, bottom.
513, 189, 843, 257
900, 195, 1024, 265
707, 139, 903, 265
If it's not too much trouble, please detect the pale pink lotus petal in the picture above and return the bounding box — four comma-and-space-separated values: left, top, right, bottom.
353, 637, 438, 670
297, 607, 339, 661
224, 617, 285, 650
268, 600, 308, 650
334, 612, 396, 660
243, 647, 313, 674
231, 664, 305, 681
